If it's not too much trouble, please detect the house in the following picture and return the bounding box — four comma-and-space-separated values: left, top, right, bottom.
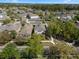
26, 8, 34, 13
27, 13, 40, 19
19, 23, 33, 37
0, 9, 9, 21
26, 13, 46, 34
12, 8, 25, 14
60, 15, 72, 21
34, 24, 46, 34
57, 13, 74, 21
26, 13, 41, 25
0, 14, 9, 21
0, 22, 21, 33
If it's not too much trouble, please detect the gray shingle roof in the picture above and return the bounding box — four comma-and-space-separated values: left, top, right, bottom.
19, 24, 33, 37
0, 22, 21, 32
34, 24, 46, 34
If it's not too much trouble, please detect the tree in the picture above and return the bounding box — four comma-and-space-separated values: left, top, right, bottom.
24, 34, 44, 59
74, 15, 79, 21
3, 19, 11, 25
46, 19, 79, 42
10, 30, 17, 39
1, 43, 20, 59
0, 31, 11, 43
63, 21, 79, 42
46, 19, 62, 38
48, 41, 79, 59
